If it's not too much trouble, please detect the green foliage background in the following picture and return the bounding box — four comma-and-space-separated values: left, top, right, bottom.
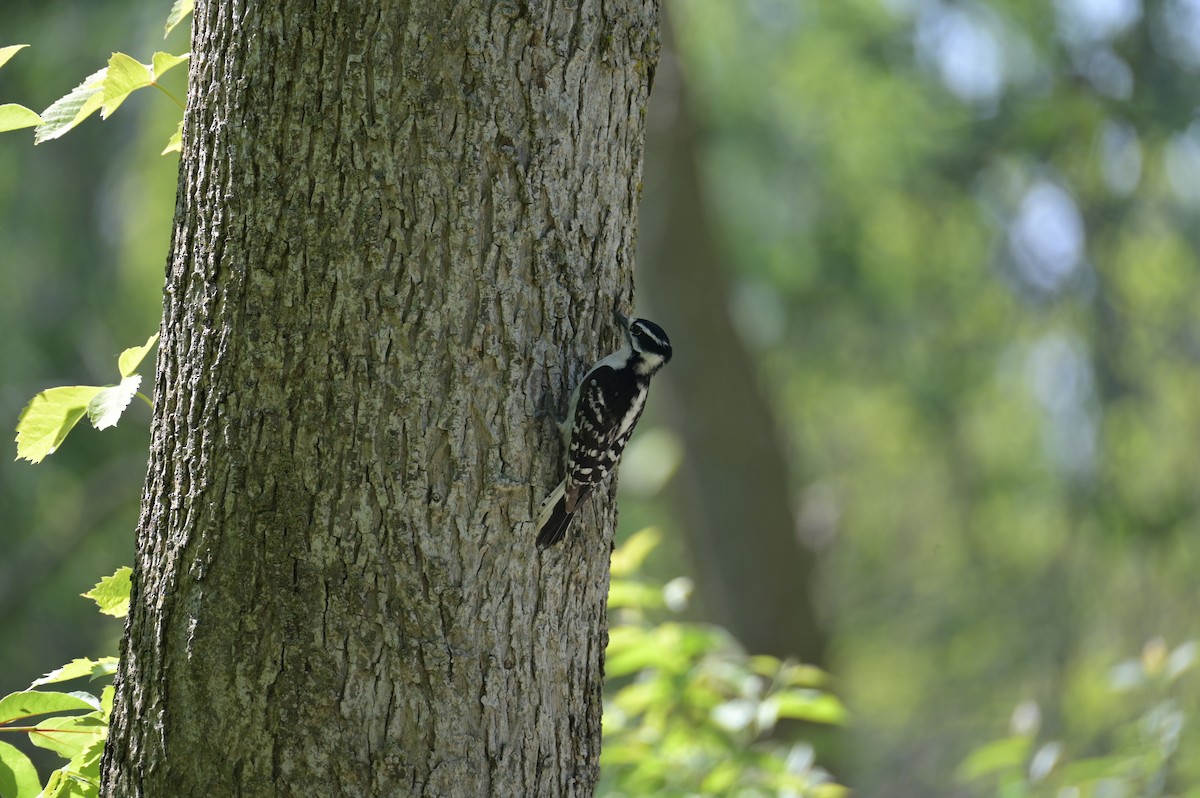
666, 0, 1200, 793
4, 0, 1200, 795
0, 0, 182, 778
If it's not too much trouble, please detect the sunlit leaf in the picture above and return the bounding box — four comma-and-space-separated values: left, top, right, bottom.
605, 624, 698, 678
35, 68, 107, 143
711, 698, 756, 731
671, 622, 727, 658
164, 0, 194, 37
162, 119, 183, 155
765, 689, 847, 724
0, 104, 41, 133
101, 52, 153, 118
0, 739, 41, 798
40, 768, 65, 798
64, 692, 101, 712
0, 691, 95, 725
27, 714, 104, 759
747, 654, 783, 677
67, 735, 106, 783
777, 661, 831, 688
14, 386, 105, 463
117, 333, 159, 378
100, 51, 188, 120
87, 375, 142, 431
699, 759, 741, 792
81, 567, 132, 617
608, 580, 663, 610
613, 680, 669, 715
0, 44, 30, 70
30, 658, 119, 688
150, 51, 189, 79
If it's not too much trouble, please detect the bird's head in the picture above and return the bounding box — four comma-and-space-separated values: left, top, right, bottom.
616, 311, 672, 376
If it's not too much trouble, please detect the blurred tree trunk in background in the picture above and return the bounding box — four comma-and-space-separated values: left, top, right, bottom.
638, 20, 826, 665
100, 1, 659, 795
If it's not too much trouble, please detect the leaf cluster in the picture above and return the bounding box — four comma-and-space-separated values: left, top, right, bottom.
0, 0, 192, 153
670, 0, 1200, 790
0, 572, 127, 798
15, 335, 158, 464
960, 639, 1200, 797
600, 529, 846, 798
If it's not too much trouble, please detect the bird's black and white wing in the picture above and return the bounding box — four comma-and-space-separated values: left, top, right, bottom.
535, 365, 645, 547
564, 365, 645, 506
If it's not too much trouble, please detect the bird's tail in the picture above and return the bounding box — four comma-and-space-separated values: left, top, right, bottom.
536, 479, 574, 548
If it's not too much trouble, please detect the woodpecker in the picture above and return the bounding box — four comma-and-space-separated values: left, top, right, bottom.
536, 311, 673, 548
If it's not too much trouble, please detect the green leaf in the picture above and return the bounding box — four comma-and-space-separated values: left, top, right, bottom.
162, 120, 183, 155
150, 51, 189, 79
63, 776, 95, 798
87, 375, 142, 431
1054, 753, 1134, 784
0, 691, 95, 726
67, 735, 105, 783
100, 53, 152, 118
14, 386, 105, 464
612, 680, 670, 715
747, 654, 784, 676
40, 768, 66, 798
0, 739, 41, 798
607, 580, 664, 610
0, 104, 41, 133
101, 52, 189, 119
117, 333, 159, 378
65, 692, 101, 713
30, 658, 119, 689
765, 689, 847, 725
957, 736, 1032, 782
27, 715, 103, 760
164, 0, 194, 37
81, 567, 132, 617
699, 759, 741, 793
35, 67, 107, 143
604, 625, 668, 677
0, 44, 29, 70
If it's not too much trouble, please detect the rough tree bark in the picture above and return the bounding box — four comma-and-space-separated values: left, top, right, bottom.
101, 1, 659, 796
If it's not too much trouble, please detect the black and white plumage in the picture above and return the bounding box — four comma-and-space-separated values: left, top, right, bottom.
536, 312, 673, 548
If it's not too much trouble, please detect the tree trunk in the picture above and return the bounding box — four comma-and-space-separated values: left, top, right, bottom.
101, 1, 659, 796
638, 24, 826, 665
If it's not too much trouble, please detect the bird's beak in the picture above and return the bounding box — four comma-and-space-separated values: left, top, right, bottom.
614, 310, 631, 329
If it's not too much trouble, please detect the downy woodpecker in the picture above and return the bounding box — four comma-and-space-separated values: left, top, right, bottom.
536, 312, 673, 547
